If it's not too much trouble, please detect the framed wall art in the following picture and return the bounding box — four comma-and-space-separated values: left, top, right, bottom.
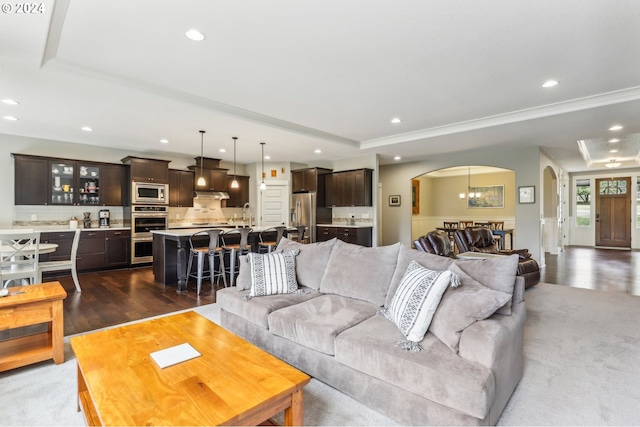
519, 186, 535, 204
389, 195, 401, 206
467, 185, 504, 208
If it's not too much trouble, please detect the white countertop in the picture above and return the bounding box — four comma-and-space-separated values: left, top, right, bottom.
316, 223, 374, 229
153, 226, 272, 237
10, 226, 131, 233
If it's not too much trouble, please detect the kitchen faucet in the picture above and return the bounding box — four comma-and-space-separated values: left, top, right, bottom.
242, 202, 252, 228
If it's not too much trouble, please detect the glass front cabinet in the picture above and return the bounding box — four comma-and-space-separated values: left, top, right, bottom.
50, 160, 101, 206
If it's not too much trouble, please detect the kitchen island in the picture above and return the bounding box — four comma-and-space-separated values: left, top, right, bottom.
152, 227, 272, 293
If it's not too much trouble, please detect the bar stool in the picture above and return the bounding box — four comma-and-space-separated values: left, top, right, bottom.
258, 226, 287, 253
186, 229, 226, 295
286, 225, 307, 243
489, 221, 504, 248
221, 227, 252, 287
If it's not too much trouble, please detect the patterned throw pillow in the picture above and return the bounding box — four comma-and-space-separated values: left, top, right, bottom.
245, 249, 300, 299
380, 261, 456, 351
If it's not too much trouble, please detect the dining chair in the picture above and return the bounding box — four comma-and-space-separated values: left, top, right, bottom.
442, 222, 459, 251
458, 221, 474, 229
474, 221, 491, 228
36, 229, 81, 292
258, 226, 287, 253
489, 221, 504, 247
187, 229, 227, 295
0, 231, 41, 288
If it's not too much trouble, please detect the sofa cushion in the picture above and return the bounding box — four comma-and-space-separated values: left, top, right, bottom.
335, 315, 495, 420
275, 237, 337, 290
320, 240, 401, 306
381, 261, 454, 350
453, 255, 519, 315
268, 294, 378, 355
429, 263, 511, 353
385, 244, 455, 308
247, 249, 300, 297
217, 286, 320, 329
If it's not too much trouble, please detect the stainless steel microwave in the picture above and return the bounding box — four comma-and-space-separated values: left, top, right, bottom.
131, 182, 169, 205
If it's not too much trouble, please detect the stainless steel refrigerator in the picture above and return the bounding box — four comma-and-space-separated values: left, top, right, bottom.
291, 192, 332, 243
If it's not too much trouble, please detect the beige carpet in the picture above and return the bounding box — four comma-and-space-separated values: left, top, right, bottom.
1, 283, 640, 425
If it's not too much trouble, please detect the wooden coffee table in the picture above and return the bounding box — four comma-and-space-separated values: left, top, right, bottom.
0, 281, 66, 372
70, 311, 310, 426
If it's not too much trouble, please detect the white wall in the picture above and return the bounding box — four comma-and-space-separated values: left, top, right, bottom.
380, 146, 542, 262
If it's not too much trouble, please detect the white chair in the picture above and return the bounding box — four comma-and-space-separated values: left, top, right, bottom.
0, 231, 41, 288
37, 229, 82, 292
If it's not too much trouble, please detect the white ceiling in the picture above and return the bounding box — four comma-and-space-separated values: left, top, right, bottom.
1, 0, 640, 171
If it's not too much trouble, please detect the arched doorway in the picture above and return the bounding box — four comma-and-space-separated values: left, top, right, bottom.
542, 166, 560, 257
411, 166, 516, 246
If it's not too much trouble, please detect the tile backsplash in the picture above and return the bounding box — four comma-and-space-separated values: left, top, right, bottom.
13, 205, 125, 228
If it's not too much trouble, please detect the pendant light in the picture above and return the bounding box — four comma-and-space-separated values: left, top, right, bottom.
231, 137, 239, 188
197, 130, 206, 187
461, 166, 481, 199
259, 142, 267, 190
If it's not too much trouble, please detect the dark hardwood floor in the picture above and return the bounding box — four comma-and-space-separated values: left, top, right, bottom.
541, 246, 640, 296
46, 245, 638, 336
57, 266, 217, 336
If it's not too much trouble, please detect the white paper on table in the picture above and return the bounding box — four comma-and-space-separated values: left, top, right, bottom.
150, 343, 201, 368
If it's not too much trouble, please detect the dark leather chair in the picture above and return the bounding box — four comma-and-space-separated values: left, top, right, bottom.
453, 227, 540, 288
414, 230, 454, 258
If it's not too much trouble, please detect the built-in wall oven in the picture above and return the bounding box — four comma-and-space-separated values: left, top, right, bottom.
127, 205, 168, 264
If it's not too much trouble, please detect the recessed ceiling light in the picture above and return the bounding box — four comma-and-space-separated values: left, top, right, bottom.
542, 80, 559, 88
185, 29, 205, 41
609, 125, 623, 131
1, 99, 19, 105
608, 138, 620, 143
314, 149, 322, 154
391, 117, 402, 124
609, 148, 619, 153
160, 139, 169, 144
3, 115, 18, 121
219, 148, 226, 153
81, 126, 93, 132
264, 155, 271, 160
394, 156, 401, 160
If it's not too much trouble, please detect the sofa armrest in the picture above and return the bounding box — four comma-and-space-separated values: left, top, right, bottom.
458, 302, 525, 424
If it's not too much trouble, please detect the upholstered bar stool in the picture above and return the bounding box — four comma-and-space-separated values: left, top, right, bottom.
187, 229, 227, 295
221, 227, 252, 287
258, 226, 287, 253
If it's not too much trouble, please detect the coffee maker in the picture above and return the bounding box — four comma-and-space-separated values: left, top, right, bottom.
99, 209, 110, 228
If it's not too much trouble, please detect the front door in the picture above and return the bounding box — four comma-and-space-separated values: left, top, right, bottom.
595, 177, 631, 248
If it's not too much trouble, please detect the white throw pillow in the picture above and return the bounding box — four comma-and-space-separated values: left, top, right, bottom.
246, 249, 300, 298
380, 261, 456, 351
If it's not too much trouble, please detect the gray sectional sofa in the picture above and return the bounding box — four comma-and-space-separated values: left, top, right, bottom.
218, 237, 525, 425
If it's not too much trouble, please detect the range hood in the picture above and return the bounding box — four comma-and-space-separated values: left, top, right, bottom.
194, 191, 230, 200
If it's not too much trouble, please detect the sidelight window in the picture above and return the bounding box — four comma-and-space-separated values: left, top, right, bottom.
637, 178, 640, 228
576, 179, 591, 227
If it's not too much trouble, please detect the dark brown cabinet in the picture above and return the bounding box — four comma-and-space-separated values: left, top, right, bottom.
105, 229, 131, 267
169, 170, 194, 207
317, 226, 372, 247
325, 168, 373, 207
122, 156, 170, 183
13, 154, 48, 205
39, 231, 74, 263
190, 168, 229, 192
100, 164, 127, 206
13, 154, 127, 206
225, 176, 250, 207
77, 230, 106, 271
291, 167, 332, 193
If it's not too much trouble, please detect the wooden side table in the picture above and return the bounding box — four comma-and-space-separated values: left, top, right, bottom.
0, 281, 67, 372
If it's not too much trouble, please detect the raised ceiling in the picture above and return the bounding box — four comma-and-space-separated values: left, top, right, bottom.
1, 0, 640, 171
